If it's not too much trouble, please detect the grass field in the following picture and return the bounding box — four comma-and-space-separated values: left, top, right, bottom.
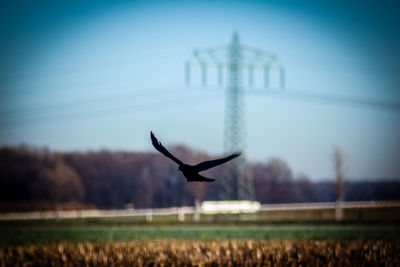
1, 224, 400, 244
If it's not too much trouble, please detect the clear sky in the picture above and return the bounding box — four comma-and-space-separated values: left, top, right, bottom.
1, 0, 399, 180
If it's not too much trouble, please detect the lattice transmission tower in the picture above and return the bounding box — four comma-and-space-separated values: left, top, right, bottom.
185, 33, 285, 200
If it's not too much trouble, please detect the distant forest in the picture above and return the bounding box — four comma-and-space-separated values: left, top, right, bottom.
0, 145, 399, 212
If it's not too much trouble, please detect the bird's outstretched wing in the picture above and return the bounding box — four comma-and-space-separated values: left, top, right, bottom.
151, 131, 183, 166
194, 152, 242, 172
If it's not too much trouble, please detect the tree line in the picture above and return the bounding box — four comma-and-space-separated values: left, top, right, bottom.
0, 145, 399, 212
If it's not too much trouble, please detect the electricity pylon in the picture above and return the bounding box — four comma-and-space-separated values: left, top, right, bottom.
185, 33, 285, 200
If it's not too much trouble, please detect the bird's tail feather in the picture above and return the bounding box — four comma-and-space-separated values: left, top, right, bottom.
193, 174, 215, 182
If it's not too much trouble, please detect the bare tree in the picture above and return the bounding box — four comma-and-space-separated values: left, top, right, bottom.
332, 147, 345, 221
39, 155, 84, 215
253, 158, 293, 203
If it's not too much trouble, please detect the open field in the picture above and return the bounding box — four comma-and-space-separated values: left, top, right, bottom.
1, 222, 399, 265
1, 203, 399, 265
1, 240, 399, 266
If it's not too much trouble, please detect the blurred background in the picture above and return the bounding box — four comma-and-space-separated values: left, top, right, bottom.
0, 0, 400, 216
2, 3, 400, 265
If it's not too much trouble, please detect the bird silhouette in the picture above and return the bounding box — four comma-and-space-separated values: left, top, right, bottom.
150, 131, 241, 182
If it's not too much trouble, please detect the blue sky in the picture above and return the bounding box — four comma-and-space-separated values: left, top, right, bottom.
1, 0, 399, 180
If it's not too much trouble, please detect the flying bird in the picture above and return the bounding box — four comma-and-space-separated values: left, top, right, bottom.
150, 131, 241, 182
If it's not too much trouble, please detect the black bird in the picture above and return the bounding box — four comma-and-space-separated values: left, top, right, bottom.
150, 131, 241, 182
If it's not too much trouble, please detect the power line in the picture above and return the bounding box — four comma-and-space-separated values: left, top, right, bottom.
191, 86, 400, 112
0, 88, 193, 117
3, 84, 397, 130
4, 85, 398, 121
261, 89, 400, 111
1, 94, 223, 129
